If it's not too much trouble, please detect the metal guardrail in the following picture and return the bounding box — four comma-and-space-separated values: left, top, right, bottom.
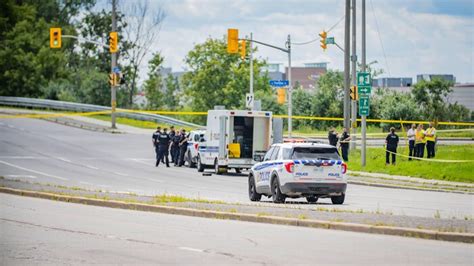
0, 97, 203, 128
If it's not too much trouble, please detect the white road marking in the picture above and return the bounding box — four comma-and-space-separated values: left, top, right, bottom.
0, 160, 68, 181
0, 156, 44, 159
7, 125, 14, 128
79, 181, 93, 185
97, 184, 111, 188
4, 174, 37, 179
85, 165, 99, 170
179, 247, 204, 253
112, 172, 128, 176
56, 157, 72, 163
129, 158, 151, 166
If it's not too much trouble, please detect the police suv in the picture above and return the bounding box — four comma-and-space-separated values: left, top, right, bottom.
248, 142, 347, 204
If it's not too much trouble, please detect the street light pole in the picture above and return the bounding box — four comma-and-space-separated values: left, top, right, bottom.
250, 32, 254, 109
361, 0, 367, 166
111, 0, 117, 129
287, 34, 292, 138
350, 0, 357, 150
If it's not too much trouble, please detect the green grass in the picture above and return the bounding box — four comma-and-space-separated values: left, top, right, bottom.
90, 115, 197, 131
347, 145, 474, 183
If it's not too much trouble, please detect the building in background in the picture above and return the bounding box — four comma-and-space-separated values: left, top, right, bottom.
262, 63, 284, 81
285, 62, 327, 90
417, 74, 456, 83
373, 77, 413, 88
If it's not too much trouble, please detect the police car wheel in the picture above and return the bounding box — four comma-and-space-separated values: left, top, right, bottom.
331, 193, 345, 205
197, 156, 204, 172
306, 196, 318, 203
271, 177, 286, 204
248, 175, 261, 202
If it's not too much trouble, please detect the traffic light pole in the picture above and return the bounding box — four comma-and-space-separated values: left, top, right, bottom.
350, 0, 357, 150
343, 0, 351, 130
361, 0, 367, 166
111, 0, 117, 129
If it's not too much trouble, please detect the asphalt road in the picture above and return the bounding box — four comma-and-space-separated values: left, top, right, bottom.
0, 118, 473, 219
1, 193, 472, 265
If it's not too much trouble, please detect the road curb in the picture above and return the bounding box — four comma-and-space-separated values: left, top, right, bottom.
1, 187, 472, 244
348, 180, 473, 195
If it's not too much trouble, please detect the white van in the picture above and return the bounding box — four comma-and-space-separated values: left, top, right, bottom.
197, 109, 273, 174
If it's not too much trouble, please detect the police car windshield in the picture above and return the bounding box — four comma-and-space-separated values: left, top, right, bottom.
289, 147, 340, 160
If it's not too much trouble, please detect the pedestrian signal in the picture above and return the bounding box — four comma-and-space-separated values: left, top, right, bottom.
277, 88, 286, 104
227, 29, 239, 53
50, 28, 62, 48
319, 31, 327, 50
109, 32, 118, 53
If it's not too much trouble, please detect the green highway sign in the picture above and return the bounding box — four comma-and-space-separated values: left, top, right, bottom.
326, 37, 335, 44
357, 72, 371, 87
358, 86, 371, 95
359, 96, 370, 116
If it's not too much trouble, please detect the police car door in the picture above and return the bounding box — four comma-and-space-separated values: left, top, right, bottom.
257, 146, 280, 190
254, 146, 275, 189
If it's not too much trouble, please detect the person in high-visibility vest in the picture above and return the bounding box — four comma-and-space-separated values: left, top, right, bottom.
414, 124, 426, 158
425, 122, 437, 158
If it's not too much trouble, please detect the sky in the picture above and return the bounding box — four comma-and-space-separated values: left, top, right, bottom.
113, 0, 474, 83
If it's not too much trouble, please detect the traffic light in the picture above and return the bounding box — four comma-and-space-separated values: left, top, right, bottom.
227, 28, 239, 53
109, 73, 118, 86
350, 85, 358, 100
319, 31, 327, 50
109, 32, 118, 53
240, 40, 246, 59
277, 88, 286, 104
50, 28, 62, 48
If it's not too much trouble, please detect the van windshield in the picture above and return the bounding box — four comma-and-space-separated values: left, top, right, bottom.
289, 147, 340, 160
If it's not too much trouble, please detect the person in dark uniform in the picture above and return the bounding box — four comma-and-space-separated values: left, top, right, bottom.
339, 127, 351, 161
172, 131, 181, 166
328, 127, 339, 147
177, 129, 189, 167
152, 127, 161, 166
385, 127, 399, 165
156, 128, 171, 167
168, 126, 178, 164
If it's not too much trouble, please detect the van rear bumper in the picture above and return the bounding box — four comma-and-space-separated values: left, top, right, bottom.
280, 182, 347, 196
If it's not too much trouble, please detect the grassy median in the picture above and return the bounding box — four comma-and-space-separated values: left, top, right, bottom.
346, 145, 474, 183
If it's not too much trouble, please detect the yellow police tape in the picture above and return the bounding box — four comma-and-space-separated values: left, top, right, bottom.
383, 149, 474, 163
1, 108, 473, 127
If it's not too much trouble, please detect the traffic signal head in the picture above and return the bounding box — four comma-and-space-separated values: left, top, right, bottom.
319, 31, 327, 50
240, 40, 246, 60
50, 28, 62, 48
350, 85, 358, 100
277, 88, 286, 104
227, 28, 239, 53
109, 32, 118, 53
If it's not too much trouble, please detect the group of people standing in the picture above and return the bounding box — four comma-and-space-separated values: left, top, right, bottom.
152, 126, 189, 167
328, 127, 352, 161
407, 122, 437, 159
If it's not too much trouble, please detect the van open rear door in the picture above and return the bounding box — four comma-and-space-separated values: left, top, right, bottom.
218, 115, 227, 159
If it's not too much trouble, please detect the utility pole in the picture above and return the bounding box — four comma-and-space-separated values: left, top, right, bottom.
250, 32, 254, 106
344, 0, 351, 129
361, 0, 367, 166
350, 0, 357, 150
287, 34, 292, 138
110, 0, 117, 129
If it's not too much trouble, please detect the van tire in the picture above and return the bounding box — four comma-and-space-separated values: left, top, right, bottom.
248, 175, 261, 202
214, 159, 226, 175
235, 168, 242, 174
271, 176, 286, 204
197, 156, 204, 172
331, 193, 345, 205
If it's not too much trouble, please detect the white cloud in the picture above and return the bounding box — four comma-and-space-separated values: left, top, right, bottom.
130, 0, 473, 83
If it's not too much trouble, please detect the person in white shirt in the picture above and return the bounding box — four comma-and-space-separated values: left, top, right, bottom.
406, 124, 416, 160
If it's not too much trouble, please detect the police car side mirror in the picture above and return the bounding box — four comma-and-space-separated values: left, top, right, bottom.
254, 154, 264, 162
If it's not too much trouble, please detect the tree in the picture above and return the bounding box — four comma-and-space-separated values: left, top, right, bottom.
121, 0, 165, 108
411, 78, 453, 121
143, 52, 164, 109
182, 38, 270, 112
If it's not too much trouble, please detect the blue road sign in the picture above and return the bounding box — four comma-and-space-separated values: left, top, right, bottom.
269, 80, 289, 87
113, 66, 121, 74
